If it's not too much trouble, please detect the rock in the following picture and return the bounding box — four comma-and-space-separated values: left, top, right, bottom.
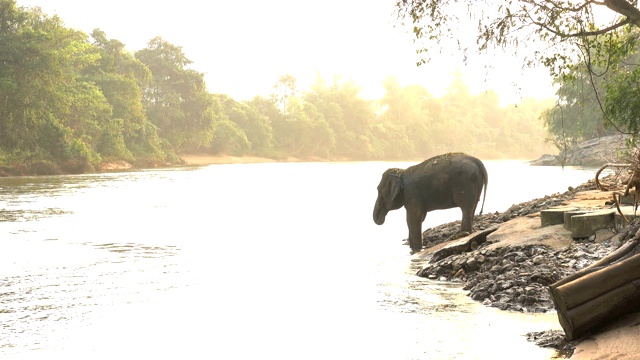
415, 173, 628, 314
530, 135, 628, 167
530, 154, 559, 166
428, 225, 499, 262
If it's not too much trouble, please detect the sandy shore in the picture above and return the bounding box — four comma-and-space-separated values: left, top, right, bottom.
178, 154, 310, 166
571, 311, 640, 359
97, 154, 316, 172
179, 154, 283, 165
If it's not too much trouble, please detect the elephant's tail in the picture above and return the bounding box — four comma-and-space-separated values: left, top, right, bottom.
475, 158, 488, 216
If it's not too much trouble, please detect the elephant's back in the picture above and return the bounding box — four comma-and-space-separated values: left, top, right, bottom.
409, 152, 480, 173
405, 153, 486, 192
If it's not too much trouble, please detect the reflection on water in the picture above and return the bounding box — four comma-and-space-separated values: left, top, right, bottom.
0, 208, 70, 222
93, 242, 179, 258
0, 161, 594, 358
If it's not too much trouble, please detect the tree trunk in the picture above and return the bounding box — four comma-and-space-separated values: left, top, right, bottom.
548, 232, 640, 341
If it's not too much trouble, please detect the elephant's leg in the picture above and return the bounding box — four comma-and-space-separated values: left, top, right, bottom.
406, 211, 423, 251
460, 198, 479, 233
460, 208, 473, 233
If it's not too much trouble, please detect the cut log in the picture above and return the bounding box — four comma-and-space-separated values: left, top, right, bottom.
559, 280, 640, 341
548, 232, 640, 341
428, 225, 499, 263
550, 253, 640, 312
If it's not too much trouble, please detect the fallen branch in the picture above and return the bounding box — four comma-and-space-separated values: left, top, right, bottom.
595, 163, 629, 191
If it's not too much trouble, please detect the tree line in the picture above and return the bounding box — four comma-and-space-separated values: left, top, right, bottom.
0, 2, 554, 175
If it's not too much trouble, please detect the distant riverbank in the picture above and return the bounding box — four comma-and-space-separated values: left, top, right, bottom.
529, 135, 628, 167
96, 154, 299, 173
6, 144, 612, 177
179, 154, 293, 165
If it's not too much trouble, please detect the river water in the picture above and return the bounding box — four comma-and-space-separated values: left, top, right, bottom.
0, 161, 600, 359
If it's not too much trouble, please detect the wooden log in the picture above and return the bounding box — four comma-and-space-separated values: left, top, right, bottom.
563, 280, 640, 341
551, 237, 640, 289
548, 235, 640, 341
551, 253, 640, 312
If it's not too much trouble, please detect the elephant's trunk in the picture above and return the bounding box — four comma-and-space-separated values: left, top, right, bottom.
373, 198, 387, 225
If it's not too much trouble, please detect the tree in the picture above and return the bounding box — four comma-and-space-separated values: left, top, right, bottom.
396, 0, 640, 140
272, 74, 297, 114
86, 29, 160, 161
397, 1, 640, 73
304, 76, 374, 158
379, 77, 434, 156
0, 2, 103, 172
216, 95, 274, 155
136, 37, 215, 153
604, 52, 640, 139
209, 119, 250, 155
542, 62, 615, 153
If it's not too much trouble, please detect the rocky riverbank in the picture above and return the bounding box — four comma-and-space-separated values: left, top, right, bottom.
529, 135, 628, 167
413, 174, 640, 356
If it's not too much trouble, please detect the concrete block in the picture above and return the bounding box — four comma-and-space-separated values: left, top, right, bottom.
540, 207, 579, 227
619, 194, 636, 205
563, 210, 590, 230
570, 209, 615, 239
614, 205, 640, 228
619, 189, 638, 205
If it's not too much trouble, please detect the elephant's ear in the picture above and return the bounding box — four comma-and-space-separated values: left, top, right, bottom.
383, 175, 402, 205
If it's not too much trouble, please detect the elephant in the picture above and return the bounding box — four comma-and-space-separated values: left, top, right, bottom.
372, 153, 488, 252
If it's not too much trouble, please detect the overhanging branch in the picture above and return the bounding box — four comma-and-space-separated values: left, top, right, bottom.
605, 0, 640, 27
533, 18, 631, 38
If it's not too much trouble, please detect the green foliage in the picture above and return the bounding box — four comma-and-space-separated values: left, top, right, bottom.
136, 37, 215, 153
605, 66, 640, 138
396, 1, 640, 147
541, 61, 614, 152
395, 1, 640, 78
0, 1, 557, 176
210, 120, 250, 155
217, 95, 274, 155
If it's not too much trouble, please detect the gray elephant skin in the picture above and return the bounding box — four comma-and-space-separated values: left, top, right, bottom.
373, 153, 488, 252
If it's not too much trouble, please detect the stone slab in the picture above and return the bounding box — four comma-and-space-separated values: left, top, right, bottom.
486, 216, 573, 251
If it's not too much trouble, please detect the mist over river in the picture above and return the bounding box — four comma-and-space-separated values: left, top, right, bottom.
0, 161, 600, 359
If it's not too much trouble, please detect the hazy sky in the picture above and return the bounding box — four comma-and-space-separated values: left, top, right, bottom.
16, 0, 555, 104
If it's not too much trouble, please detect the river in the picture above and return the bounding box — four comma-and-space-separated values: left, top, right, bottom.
0, 160, 600, 359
